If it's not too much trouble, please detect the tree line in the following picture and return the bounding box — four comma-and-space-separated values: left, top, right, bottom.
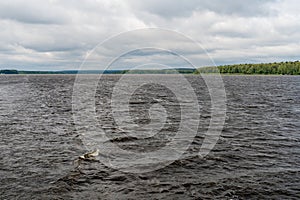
195, 61, 300, 75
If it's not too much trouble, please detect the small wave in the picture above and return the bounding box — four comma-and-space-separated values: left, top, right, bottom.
106, 136, 138, 143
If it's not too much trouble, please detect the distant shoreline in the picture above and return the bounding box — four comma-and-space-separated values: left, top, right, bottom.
1, 60, 300, 75
1, 74, 298, 77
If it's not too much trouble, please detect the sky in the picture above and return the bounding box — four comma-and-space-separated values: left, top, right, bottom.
0, 0, 300, 70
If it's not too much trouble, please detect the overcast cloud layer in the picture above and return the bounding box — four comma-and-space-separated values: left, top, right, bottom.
0, 0, 300, 70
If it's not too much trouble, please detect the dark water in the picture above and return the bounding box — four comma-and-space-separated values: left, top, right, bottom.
0, 74, 299, 199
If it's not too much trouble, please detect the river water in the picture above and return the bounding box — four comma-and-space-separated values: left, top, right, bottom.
0, 75, 299, 199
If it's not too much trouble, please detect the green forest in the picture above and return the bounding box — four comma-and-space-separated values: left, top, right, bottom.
195, 61, 300, 75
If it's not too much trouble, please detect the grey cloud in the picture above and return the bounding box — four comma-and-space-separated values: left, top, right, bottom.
0, 1, 68, 24
127, 0, 276, 19
21, 43, 85, 53
123, 48, 177, 57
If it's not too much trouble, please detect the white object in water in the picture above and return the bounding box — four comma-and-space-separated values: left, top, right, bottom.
79, 149, 100, 159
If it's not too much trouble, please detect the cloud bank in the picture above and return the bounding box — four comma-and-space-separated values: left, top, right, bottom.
0, 0, 299, 70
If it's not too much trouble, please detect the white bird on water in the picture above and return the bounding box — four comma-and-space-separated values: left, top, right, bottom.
79, 149, 100, 160
74, 149, 101, 170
